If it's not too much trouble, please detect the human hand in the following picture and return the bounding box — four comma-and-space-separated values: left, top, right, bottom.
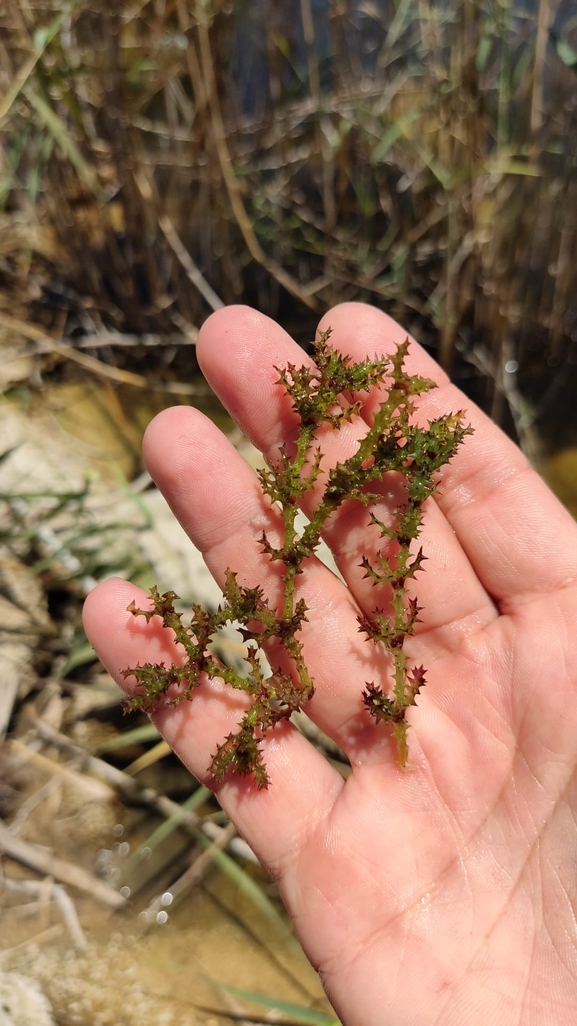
83, 303, 577, 1025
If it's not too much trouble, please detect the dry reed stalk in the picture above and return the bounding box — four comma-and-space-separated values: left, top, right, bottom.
0, 925, 64, 964
0, 819, 126, 910
194, 4, 321, 313
140, 820, 238, 924
531, 0, 555, 135
26, 709, 257, 862
2, 878, 87, 951
0, 311, 202, 394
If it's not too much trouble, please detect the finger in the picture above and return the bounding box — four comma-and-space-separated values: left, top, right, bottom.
315, 303, 577, 608
141, 404, 402, 761
196, 305, 496, 637
82, 578, 344, 877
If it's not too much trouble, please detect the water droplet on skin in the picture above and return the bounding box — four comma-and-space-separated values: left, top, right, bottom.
156, 910, 169, 925
161, 892, 173, 907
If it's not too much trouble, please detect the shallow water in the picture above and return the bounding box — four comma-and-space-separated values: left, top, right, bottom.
0, 376, 333, 1025
0, 740, 330, 1026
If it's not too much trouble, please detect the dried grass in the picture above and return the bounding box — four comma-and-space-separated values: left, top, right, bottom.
0, 0, 576, 450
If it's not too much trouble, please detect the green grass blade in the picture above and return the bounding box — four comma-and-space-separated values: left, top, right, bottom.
22, 85, 105, 201
59, 640, 101, 677
95, 723, 162, 753
210, 981, 340, 1024
198, 838, 297, 947
0, 0, 84, 124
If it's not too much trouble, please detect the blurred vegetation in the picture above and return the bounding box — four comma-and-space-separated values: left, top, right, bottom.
1, 0, 577, 461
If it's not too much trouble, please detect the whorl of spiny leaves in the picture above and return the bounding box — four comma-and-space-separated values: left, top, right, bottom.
123, 330, 471, 787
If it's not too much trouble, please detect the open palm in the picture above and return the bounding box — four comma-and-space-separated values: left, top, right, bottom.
84, 304, 577, 1025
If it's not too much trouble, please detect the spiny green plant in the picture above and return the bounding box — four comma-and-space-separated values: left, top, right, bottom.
123, 331, 471, 787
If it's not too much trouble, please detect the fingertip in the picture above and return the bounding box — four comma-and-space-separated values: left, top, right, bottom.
82, 578, 173, 690
141, 404, 200, 476
82, 576, 139, 640
196, 305, 302, 432
316, 302, 450, 385
197, 304, 272, 368
316, 301, 407, 345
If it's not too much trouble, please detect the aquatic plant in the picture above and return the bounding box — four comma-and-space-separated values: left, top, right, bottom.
124, 331, 471, 787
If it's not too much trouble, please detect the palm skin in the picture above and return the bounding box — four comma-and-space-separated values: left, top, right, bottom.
83, 303, 577, 1025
